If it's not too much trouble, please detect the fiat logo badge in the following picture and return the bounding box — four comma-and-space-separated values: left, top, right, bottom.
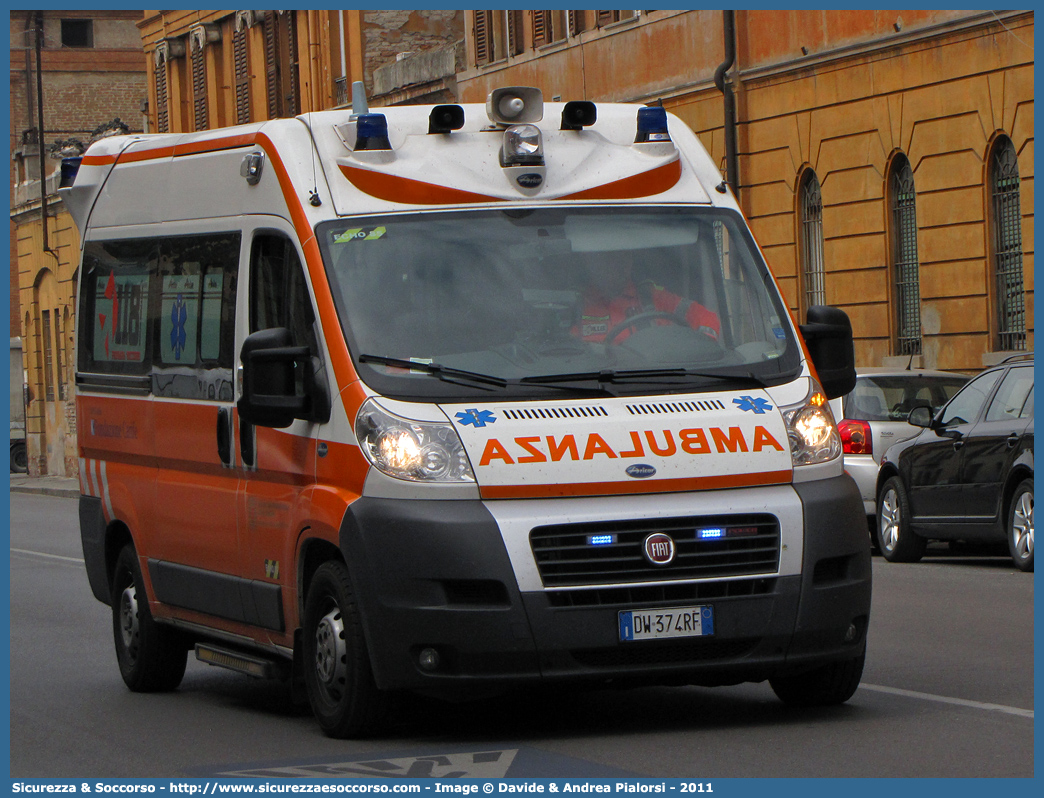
643, 533, 676, 566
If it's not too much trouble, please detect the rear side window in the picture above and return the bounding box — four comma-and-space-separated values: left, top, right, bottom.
78, 232, 241, 399
844, 374, 968, 421
985, 367, 1034, 422
938, 370, 1002, 427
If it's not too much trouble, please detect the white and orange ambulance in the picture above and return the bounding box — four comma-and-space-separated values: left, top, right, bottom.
63, 85, 870, 737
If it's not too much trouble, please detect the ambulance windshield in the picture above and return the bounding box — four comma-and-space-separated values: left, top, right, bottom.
318, 207, 801, 400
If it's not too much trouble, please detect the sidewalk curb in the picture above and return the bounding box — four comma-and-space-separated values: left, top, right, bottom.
9, 481, 81, 499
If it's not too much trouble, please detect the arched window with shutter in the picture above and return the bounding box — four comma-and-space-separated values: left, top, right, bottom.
989, 136, 1026, 352
888, 153, 922, 356
798, 168, 825, 314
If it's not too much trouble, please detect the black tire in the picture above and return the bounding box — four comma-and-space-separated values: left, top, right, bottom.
876, 476, 927, 563
769, 651, 865, 707
1006, 479, 1034, 573
111, 544, 187, 692
10, 441, 27, 473
302, 561, 387, 738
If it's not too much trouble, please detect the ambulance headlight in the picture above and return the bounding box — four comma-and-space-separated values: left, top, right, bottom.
781, 379, 841, 466
356, 399, 475, 483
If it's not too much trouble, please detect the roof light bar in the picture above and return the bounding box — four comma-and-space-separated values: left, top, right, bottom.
354, 114, 391, 151
635, 106, 671, 143
59, 157, 82, 188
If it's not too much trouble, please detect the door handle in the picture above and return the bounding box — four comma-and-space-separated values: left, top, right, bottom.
217, 407, 232, 465
1007, 433, 1020, 449
952, 440, 964, 451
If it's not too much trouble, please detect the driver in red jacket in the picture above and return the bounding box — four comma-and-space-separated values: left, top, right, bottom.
576, 250, 721, 344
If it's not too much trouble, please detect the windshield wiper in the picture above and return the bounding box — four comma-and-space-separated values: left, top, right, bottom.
358, 354, 614, 396
358, 354, 508, 391
520, 368, 768, 388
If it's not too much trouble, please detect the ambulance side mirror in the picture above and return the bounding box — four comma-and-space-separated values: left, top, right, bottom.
799, 305, 856, 400
238, 328, 311, 428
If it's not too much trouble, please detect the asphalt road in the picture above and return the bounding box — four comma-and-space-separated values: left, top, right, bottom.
8, 491, 1034, 779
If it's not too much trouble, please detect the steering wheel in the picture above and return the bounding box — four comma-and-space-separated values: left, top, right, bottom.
604, 311, 686, 345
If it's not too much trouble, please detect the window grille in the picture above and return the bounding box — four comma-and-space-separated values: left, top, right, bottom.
54, 311, 65, 400
991, 138, 1026, 351
890, 155, 921, 356
800, 171, 825, 311
41, 310, 54, 402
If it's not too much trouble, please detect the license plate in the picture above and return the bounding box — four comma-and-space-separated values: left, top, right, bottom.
619, 605, 714, 642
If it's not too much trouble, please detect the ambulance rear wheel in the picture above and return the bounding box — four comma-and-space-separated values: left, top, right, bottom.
769, 651, 865, 707
111, 544, 187, 692
303, 560, 386, 738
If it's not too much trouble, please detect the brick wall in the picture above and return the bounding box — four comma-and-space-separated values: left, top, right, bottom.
361, 10, 463, 95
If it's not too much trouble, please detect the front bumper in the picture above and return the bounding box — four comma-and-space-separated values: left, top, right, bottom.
338, 475, 871, 694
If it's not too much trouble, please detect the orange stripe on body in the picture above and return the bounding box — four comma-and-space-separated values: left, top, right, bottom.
558, 158, 682, 200
81, 154, 117, 166
339, 158, 682, 205
480, 469, 792, 500
339, 164, 503, 205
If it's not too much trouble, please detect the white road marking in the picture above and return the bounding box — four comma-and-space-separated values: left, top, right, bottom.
861, 683, 1033, 719
219, 750, 519, 779
10, 548, 85, 564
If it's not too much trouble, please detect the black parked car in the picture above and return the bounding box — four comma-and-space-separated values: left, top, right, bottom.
875, 353, 1034, 571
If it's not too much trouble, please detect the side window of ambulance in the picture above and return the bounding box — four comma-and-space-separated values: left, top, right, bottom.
79, 239, 158, 381
249, 233, 319, 354
153, 233, 240, 401
78, 232, 240, 402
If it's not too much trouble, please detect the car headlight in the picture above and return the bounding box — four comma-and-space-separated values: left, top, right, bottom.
781, 379, 841, 466
355, 399, 475, 483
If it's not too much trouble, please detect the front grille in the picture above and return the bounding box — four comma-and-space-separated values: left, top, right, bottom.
531, 514, 780, 587
545, 578, 777, 608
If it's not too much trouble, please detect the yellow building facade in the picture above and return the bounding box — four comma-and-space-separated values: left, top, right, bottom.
457, 10, 1034, 371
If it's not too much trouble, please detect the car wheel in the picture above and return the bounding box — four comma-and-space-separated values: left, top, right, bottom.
111, 544, 188, 692
876, 476, 927, 563
303, 561, 387, 738
1007, 479, 1033, 573
769, 651, 865, 707
10, 441, 27, 473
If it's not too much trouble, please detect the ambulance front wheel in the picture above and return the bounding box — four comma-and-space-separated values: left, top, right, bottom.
303, 560, 387, 738
111, 544, 188, 692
